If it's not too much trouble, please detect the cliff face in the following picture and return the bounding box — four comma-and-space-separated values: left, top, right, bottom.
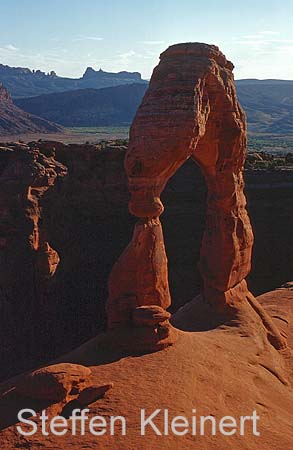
0, 144, 67, 377
0, 141, 132, 379
245, 170, 293, 291
0, 141, 292, 380
0, 83, 63, 135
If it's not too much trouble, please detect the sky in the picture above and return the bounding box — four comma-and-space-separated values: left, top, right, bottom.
0, 0, 292, 80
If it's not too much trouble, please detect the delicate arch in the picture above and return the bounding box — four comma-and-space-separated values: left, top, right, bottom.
106, 43, 253, 328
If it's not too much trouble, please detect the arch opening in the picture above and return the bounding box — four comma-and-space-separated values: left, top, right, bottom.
161, 158, 207, 312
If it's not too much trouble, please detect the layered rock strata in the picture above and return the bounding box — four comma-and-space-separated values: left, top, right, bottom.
106, 43, 286, 349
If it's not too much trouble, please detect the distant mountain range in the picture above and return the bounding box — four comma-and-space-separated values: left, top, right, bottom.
1, 62, 293, 134
15, 79, 293, 133
0, 64, 147, 98
0, 83, 62, 135
236, 79, 293, 134
16, 83, 148, 127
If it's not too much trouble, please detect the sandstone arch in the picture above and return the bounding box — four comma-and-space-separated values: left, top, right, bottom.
106, 43, 286, 350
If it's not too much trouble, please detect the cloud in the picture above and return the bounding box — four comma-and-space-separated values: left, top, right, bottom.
259, 30, 280, 36
119, 50, 136, 58
72, 36, 104, 42
5, 44, 19, 51
240, 35, 261, 40
269, 39, 293, 44
239, 31, 281, 42
117, 50, 138, 65
0, 44, 19, 53
0, 44, 20, 63
228, 30, 293, 79
139, 40, 165, 45
233, 31, 293, 49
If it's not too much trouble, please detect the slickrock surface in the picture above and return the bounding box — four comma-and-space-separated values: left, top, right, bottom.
0, 284, 292, 449
77, 382, 113, 405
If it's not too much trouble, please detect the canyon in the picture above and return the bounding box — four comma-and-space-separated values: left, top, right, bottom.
0, 138, 292, 380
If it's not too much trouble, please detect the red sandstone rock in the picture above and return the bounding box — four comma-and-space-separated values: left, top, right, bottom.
0, 83, 62, 134
0, 43, 292, 450
0, 141, 131, 381
106, 321, 177, 353
106, 42, 285, 350
0, 282, 292, 449
107, 218, 171, 328
106, 303, 176, 352
133, 305, 171, 327
15, 363, 92, 401
0, 146, 68, 378
0, 45, 291, 384
106, 43, 252, 325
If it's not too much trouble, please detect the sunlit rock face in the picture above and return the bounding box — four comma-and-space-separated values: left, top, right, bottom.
107, 42, 254, 327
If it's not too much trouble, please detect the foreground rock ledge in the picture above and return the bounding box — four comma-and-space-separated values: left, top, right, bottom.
0, 285, 292, 449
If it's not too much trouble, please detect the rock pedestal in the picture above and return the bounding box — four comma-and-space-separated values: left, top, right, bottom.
107, 218, 170, 328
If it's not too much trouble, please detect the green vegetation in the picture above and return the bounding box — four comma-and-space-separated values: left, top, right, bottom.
245, 157, 293, 170
248, 134, 293, 155
67, 126, 129, 136
63, 126, 129, 143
